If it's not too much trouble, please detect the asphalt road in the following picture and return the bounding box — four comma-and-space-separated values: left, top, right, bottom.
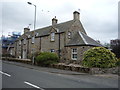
1, 60, 119, 89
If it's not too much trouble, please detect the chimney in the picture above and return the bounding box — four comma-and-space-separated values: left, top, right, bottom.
24, 28, 30, 34
52, 16, 58, 25
73, 11, 80, 20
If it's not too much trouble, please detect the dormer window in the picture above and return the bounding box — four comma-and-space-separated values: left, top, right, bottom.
32, 37, 35, 44
68, 31, 71, 39
51, 32, 55, 41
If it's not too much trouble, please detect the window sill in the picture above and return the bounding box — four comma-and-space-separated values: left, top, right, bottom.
72, 58, 77, 60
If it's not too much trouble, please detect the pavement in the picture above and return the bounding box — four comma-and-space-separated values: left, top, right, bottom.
1, 60, 119, 89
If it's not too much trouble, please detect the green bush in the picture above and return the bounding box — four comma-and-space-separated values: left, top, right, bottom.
35, 52, 59, 66
82, 47, 118, 68
116, 58, 120, 66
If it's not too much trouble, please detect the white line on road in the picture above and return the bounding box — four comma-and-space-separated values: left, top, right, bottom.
24, 81, 44, 90
0, 71, 11, 77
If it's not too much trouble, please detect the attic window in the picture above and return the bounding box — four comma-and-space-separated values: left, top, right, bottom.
51, 32, 55, 41
32, 37, 35, 44
68, 32, 71, 39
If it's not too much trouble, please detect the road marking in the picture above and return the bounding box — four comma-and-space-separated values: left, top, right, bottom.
0, 71, 11, 77
24, 81, 44, 90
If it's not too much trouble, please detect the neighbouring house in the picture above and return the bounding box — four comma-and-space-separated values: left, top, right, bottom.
110, 39, 120, 58
12, 11, 103, 64
2, 32, 21, 56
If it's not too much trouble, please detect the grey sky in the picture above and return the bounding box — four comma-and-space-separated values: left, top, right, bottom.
0, 0, 119, 44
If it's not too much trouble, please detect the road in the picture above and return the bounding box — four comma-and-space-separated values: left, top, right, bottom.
1, 60, 119, 89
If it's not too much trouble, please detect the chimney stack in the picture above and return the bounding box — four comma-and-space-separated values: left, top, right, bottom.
52, 16, 58, 25
73, 11, 80, 20
24, 28, 30, 34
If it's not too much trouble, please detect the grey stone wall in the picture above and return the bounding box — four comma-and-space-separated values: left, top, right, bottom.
62, 46, 93, 64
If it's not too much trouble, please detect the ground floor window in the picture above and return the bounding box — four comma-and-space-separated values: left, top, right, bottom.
71, 48, 77, 60
50, 49, 55, 53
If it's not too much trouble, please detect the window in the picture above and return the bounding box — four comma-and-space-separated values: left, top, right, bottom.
28, 35, 31, 38
71, 48, 77, 60
68, 32, 71, 39
19, 40, 21, 45
50, 49, 55, 53
24, 39, 26, 45
32, 37, 35, 43
51, 32, 55, 41
35, 32, 39, 37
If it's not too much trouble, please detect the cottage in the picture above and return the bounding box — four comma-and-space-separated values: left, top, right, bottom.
12, 11, 102, 64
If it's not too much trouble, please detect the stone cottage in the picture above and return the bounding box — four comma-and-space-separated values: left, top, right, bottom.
11, 11, 102, 64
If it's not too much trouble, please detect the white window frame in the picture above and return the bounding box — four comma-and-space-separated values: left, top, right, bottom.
32, 37, 35, 44
71, 48, 77, 60
51, 32, 55, 41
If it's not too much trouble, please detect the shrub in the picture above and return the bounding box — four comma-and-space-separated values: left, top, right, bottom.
35, 52, 59, 66
82, 47, 118, 68
116, 58, 120, 66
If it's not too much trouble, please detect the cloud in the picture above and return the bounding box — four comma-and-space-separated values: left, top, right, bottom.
0, 0, 118, 44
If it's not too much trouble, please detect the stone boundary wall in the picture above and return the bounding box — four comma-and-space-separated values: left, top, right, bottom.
90, 67, 119, 75
1, 57, 119, 75
2, 57, 32, 64
50, 63, 119, 75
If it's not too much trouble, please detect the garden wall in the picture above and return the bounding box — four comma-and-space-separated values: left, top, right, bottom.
1, 57, 119, 75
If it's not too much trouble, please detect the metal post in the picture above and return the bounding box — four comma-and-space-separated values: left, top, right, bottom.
27, 2, 36, 65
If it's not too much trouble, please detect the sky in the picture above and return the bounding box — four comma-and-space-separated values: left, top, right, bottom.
0, 0, 119, 44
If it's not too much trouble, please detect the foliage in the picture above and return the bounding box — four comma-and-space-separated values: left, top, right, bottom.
35, 52, 59, 66
82, 47, 118, 68
116, 58, 120, 66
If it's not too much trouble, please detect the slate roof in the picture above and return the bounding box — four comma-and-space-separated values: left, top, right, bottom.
29, 20, 75, 37
17, 20, 75, 40
66, 31, 103, 47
